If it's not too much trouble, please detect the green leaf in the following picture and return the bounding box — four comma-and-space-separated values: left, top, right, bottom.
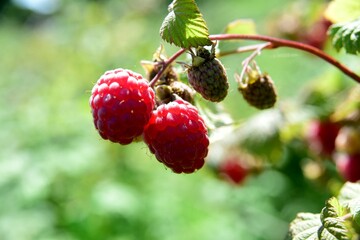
287, 198, 349, 240
160, 0, 212, 48
223, 19, 257, 35
338, 182, 360, 225
287, 213, 321, 240
218, 19, 257, 53
328, 18, 360, 55
319, 197, 348, 240
325, 0, 360, 23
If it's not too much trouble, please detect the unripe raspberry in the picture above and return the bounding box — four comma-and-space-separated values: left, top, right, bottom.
90, 68, 155, 145
169, 81, 195, 104
187, 47, 229, 102
238, 73, 277, 109
143, 99, 209, 173
155, 81, 195, 105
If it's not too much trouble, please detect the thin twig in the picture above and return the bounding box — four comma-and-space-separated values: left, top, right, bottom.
149, 48, 187, 88
217, 43, 274, 58
210, 34, 360, 84
236, 42, 272, 87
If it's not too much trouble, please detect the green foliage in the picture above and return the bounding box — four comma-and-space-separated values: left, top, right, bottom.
1, 0, 360, 239
338, 182, 360, 225
160, 0, 212, 48
223, 19, 257, 35
319, 198, 348, 240
287, 213, 322, 240
328, 18, 360, 55
287, 183, 360, 240
287, 199, 348, 240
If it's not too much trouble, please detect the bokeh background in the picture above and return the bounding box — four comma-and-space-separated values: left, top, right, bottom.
0, 0, 359, 239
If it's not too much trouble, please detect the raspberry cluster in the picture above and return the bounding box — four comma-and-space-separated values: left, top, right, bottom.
90, 68, 209, 174
89, 45, 279, 175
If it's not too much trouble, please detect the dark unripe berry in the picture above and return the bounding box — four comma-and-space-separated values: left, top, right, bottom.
187, 47, 229, 102
238, 73, 277, 109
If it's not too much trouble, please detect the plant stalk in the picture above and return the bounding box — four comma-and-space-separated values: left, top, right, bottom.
210, 34, 360, 84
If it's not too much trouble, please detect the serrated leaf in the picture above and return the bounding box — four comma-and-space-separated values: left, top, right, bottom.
338, 182, 360, 225
328, 18, 360, 55
325, 0, 360, 23
319, 197, 348, 240
321, 197, 345, 218
287, 213, 321, 240
159, 0, 212, 49
287, 198, 349, 240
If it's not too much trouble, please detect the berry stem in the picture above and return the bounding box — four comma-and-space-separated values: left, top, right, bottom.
235, 42, 272, 87
217, 43, 273, 58
210, 34, 360, 84
149, 48, 187, 88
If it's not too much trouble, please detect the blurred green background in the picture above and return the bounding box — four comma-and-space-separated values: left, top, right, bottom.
0, 0, 358, 239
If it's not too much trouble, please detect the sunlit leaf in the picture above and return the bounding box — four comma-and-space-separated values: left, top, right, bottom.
160, 0, 212, 48
286, 213, 321, 240
325, 0, 360, 23
287, 198, 349, 240
319, 197, 348, 240
338, 182, 360, 225
328, 18, 360, 55
223, 19, 257, 35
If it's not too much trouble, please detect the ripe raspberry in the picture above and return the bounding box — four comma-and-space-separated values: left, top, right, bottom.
90, 68, 155, 145
335, 153, 360, 182
238, 73, 277, 109
305, 119, 340, 156
143, 99, 209, 173
219, 156, 248, 184
187, 47, 229, 102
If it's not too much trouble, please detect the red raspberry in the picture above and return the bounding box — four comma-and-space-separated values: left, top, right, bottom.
143, 99, 209, 173
90, 68, 155, 145
305, 119, 340, 156
219, 156, 248, 184
335, 153, 360, 182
